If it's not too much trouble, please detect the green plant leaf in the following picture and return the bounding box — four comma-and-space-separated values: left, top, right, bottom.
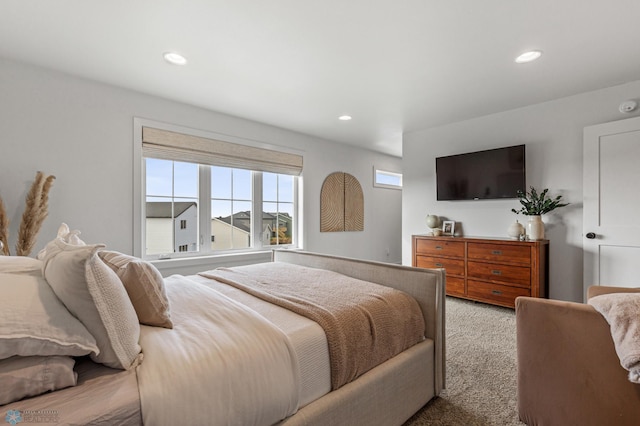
512, 186, 569, 215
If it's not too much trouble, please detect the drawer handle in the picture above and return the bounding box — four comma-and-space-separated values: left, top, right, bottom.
491, 290, 503, 295
435, 263, 443, 267
492, 250, 502, 255
435, 246, 443, 250
491, 270, 502, 275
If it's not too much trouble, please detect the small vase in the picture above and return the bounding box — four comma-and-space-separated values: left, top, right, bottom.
507, 220, 525, 239
526, 215, 545, 240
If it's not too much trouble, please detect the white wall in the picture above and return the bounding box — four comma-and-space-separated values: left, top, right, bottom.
0, 58, 402, 272
402, 80, 640, 302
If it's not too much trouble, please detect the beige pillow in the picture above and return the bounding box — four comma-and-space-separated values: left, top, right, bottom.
0, 356, 77, 405
0, 256, 42, 273
98, 251, 173, 329
41, 238, 142, 370
0, 272, 98, 360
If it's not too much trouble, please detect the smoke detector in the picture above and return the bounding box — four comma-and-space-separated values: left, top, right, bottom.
619, 100, 638, 113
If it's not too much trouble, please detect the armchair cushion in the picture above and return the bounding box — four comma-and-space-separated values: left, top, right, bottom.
588, 291, 640, 383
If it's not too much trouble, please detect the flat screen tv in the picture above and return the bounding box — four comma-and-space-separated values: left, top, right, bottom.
436, 144, 526, 201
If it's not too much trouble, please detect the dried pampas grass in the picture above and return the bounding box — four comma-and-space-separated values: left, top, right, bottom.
0, 197, 9, 255
0, 171, 55, 256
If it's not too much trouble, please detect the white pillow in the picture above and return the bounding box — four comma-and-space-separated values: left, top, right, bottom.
0, 272, 98, 360
37, 223, 86, 260
42, 238, 142, 370
0, 256, 42, 273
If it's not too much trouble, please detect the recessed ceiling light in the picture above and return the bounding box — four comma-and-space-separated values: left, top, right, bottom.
163, 52, 187, 65
338, 115, 352, 121
515, 50, 542, 64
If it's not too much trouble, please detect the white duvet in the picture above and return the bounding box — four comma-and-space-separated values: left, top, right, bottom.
136, 275, 300, 426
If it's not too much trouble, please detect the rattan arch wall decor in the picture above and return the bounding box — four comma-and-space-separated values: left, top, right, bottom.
320, 172, 364, 232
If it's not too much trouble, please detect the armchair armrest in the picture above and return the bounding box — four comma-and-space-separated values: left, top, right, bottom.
516, 297, 640, 426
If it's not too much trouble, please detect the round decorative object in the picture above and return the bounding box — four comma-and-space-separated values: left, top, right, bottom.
425, 214, 440, 229
507, 220, 525, 239
526, 215, 545, 240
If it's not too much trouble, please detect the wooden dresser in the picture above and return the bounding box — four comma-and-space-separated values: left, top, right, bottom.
412, 235, 548, 308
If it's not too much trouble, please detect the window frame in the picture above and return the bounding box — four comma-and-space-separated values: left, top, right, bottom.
133, 118, 302, 262
373, 167, 403, 190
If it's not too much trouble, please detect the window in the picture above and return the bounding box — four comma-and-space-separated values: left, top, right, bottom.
210, 166, 252, 251
145, 160, 298, 258
373, 168, 402, 190
145, 159, 198, 255
263, 173, 294, 246
139, 122, 302, 260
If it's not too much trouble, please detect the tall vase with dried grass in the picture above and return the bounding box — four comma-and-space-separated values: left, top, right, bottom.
0, 171, 55, 256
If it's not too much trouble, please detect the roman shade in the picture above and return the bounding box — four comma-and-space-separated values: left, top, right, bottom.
142, 127, 303, 176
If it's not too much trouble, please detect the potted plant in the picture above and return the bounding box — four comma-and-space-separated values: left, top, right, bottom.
512, 186, 569, 240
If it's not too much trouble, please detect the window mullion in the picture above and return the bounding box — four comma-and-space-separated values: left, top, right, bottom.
253, 172, 263, 250
199, 165, 212, 254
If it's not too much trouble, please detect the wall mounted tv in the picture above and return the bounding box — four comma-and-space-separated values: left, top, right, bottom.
436, 144, 526, 201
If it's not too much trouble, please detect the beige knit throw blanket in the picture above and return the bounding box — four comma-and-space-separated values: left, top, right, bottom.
200, 262, 425, 390
589, 292, 640, 383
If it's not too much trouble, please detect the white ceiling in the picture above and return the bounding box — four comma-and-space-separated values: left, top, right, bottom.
2, 1, 640, 157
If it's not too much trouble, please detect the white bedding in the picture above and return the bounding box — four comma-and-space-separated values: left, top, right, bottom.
136, 275, 300, 426
189, 274, 331, 407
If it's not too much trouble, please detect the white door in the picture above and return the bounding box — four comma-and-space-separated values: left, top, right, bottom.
583, 115, 640, 299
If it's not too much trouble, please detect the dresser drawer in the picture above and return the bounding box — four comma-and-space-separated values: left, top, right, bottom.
415, 256, 465, 276
467, 261, 531, 287
446, 276, 466, 297
415, 239, 464, 258
467, 280, 530, 308
467, 242, 531, 265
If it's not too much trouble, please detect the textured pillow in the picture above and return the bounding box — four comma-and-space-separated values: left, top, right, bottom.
0, 256, 42, 273
41, 238, 142, 370
0, 272, 98, 360
98, 251, 173, 328
0, 356, 77, 405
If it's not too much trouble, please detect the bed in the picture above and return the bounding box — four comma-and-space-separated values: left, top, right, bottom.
1, 242, 445, 426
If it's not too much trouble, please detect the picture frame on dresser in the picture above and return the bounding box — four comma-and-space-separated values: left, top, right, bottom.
442, 221, 455, 236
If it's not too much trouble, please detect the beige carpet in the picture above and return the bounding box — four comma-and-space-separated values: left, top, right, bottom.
404, 297, 526, 426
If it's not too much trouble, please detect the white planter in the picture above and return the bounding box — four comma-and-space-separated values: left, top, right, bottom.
526, 215, 545, 240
